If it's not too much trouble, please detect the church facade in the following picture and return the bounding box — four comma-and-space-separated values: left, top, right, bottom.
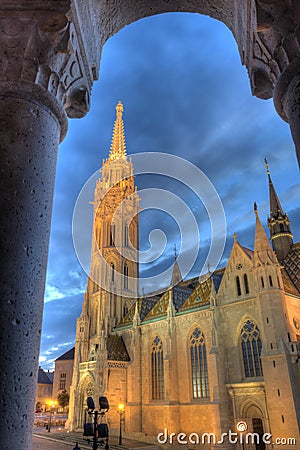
67, 103, 300, 449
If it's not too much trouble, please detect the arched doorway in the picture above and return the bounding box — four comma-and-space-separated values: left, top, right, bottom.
243, 403, 268, 450
76, 377, 95, 430
252, 418, 266, 450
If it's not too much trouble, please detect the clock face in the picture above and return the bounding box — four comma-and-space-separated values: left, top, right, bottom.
236, 263, 243, 270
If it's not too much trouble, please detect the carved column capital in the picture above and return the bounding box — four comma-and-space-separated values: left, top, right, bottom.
0, 2, 94, 137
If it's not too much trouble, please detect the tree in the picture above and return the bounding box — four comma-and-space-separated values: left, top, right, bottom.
57, 390, 70, 410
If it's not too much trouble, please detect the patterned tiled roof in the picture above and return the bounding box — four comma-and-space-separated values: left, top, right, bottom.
179, 278, 211, 312
107, 335, 130, 361
144, 291, 170, 321
116, 296, 158, 327
283, 243, 300, 294
281, 268, 299, 296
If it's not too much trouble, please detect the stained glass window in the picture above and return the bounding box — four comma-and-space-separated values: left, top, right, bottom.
190, 328, 209, 398
241, 319, 263, 377
151, 336, 164, 400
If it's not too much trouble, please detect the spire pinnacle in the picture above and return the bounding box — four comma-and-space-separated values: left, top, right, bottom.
264, 157, 270, 175
108, 101, 127, 161
254, 207, 277, 266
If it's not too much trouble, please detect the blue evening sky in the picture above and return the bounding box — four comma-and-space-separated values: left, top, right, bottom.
39, 12, 300, 369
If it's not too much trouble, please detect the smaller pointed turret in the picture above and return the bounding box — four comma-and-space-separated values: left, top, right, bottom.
108, 101, 127, 161
170, 244, 182, 286
265, 159, 293, 261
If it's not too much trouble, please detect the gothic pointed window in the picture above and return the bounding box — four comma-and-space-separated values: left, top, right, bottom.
123, 262, 128, 289
244, 274, 249, 294
111, 262, 115, 283
241, 319, 263, 378
151, 336, 164, 400
236, 276, 241, 296
190, 328, 210, 398
110, 223, 115, 246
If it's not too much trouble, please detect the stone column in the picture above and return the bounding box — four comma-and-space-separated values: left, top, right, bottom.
0, 4, 92, 449
274, 62, 300, 167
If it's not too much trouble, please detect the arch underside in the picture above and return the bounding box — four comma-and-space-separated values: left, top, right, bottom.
97, 0, 238, 50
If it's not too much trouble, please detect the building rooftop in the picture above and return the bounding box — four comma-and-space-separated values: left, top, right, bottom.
55, 347, 75, 361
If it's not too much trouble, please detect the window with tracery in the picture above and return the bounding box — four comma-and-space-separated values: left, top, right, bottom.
241, 319, 263, 378
151, 336, 164, 400
190, 328, 209, 398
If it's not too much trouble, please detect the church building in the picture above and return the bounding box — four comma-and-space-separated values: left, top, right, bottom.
67, 102, 300, 449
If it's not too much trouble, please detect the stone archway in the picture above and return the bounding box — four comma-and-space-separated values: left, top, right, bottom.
75, 376, 95, 430
0, 2, 300, 449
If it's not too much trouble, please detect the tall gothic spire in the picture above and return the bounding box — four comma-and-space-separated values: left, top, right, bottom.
108, 101, 127, 161
265, 158, 284, 218
265, 159, 293, 261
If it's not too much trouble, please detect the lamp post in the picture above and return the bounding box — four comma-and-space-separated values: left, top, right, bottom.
118, 403, 125, 446
236, 421, 247, 450
47, 400, 57, 432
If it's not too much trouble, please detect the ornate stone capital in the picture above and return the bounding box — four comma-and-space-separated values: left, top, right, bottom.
0, 2, 96, 133
239, 0, 300, 164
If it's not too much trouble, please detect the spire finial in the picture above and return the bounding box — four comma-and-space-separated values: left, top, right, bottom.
142, 287, 145, 297
174, 243, 177, 260
108, 101, 127, 161
233, 232, 238, 242
254, 201, 258, 216
264, 157, 270, 175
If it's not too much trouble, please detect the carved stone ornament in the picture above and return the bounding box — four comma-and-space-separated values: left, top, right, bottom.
0, 2, 94, 135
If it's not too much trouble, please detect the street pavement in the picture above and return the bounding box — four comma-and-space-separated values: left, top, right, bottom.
33, 428, 160, 450
33, 435, 83, 449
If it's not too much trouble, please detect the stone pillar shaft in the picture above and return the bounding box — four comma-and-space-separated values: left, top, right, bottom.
0, 83, 67, 450
0, 3, 92, 447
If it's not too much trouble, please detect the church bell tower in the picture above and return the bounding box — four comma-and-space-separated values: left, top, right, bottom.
265, 159, 293, 261
86, 101, 139, 333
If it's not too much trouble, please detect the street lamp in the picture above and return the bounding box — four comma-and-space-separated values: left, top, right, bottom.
83, 396, 109, 450
118, 403, 125, 446
236, 421, 247, 450
47, 400, 57, 432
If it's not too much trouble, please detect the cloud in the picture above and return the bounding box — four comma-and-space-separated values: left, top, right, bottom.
40, 12, 299, 367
